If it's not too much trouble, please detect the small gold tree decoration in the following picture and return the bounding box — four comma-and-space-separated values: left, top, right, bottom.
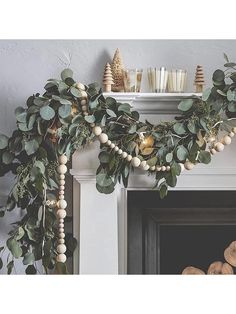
103, 63, 114, 92
111, 48, 124, 92
194, 65, 205, 92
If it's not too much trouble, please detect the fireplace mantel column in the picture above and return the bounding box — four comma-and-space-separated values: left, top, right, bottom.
71, 143, 120, 274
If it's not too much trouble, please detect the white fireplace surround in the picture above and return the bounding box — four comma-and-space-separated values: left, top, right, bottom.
71, 93, 236, 274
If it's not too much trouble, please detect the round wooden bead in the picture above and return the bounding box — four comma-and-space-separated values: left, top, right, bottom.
222, 135, 232, 145
81, 91, 88, 98
215, 142, 224, 152
110, 143, 115, 149
59, 155, 68, 165
60, 174, 65, 180
208, 136, 216, 143
59, 195, 64, 200
83, 112, 88, 116
59, 228, 64, 233
107, 140, 111, 146
232, 127, 236, 134
161, 166, 166, 172
131, 157, 141, 167
156, 166, 161, 171
150, 166, 156, 171
58, 200, 67, 209
93, 126, 102, 136
58, 232, 65, 239
140, 160, 147, 168
59, 180, 65, 186
90, 123, 95, 128
178, 163, 185, 172
80, 99, 87, 105
57, 209, 67, 219
60, 186, 65, 190
143, 164, 150, 171
77, 82, 86, 91
59, 223, 64, 228
59, 190, 64, 195
99, 133, 109, 144
58, 239, 65, 244
114, 146, 119, 152
57, 164, 67, 174
122, 152, 128, 159
126, 155, 132, 162
57, 244, 67, 254
229, 131, 235, 138
118, 149, 123, 155
59, 218, 64, 223
184, 161, 194, 170
82, 105, 87, 112
166, 166, 171, 171
56, 253, 67, 263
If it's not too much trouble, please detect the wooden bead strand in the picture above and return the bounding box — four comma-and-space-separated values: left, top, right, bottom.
56, 154, 68, 263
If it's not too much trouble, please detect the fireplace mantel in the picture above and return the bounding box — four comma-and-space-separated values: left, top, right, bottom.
71, 93, 236, 275
103, 92, 201, 114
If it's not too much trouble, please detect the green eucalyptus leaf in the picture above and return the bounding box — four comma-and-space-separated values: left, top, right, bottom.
187, 121, 197, 134
202, 88, 212, 101
98, 151, 110, 163
15, 227, 25, 240
227, 90, 236, 102
23, 252, 35, 265
198, 150, 211, 164
159, 183, 168, 199
40, 105, 55, 121
25, 265, 37, 274
7, 238, 22, 258
212, 69, 225, 82
0, 134, 9, 149
70, 86, 81, 98
228, 102, 236, 112
106, 109, 117, 118
7, 261, 14, 275
147, 156, 157, 167
56, 262, 68, 274
118, 103, 132, 113
176, 145, 188, 161
178, 99, 194, 112
165, 152, 173, 163
96, 183, 115, 194
2, 151, 14, 164
34, 160, 45, 173
96, 172, 113, 187
58, 104, 72, 118
61, 68, 73, 81
25, 139, 39, 155
224, 62, 236, 67
84, 115, 95, 123
173, 123, 186, 135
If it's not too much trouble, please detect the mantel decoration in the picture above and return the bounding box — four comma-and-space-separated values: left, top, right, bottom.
0, 54, 236, 274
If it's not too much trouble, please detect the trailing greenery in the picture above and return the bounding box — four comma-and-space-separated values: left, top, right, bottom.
0, 56, 236, 274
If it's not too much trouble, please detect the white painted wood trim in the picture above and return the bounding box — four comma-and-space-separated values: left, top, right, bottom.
103, 92, 202, 115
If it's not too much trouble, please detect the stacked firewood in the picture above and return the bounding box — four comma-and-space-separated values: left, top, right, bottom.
182, 241, 236, 275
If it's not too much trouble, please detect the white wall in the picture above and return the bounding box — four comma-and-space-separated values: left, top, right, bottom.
0, 39, 236, 273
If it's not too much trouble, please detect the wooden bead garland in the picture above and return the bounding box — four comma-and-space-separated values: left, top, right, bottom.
56, 154, 68, 264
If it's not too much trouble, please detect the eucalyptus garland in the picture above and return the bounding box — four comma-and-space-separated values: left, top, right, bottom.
0, 55, 236, 274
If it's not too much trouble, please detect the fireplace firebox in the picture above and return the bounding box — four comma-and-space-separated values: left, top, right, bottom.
127, 191, 236, 274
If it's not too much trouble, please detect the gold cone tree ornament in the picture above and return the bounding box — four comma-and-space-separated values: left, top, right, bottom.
111, 48, 125, 92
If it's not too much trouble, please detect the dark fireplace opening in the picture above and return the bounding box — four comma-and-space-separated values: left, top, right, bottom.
127, 191, 236, 274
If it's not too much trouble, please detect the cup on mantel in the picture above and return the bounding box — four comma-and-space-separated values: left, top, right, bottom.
147, 67, 168, 93
123, 69, 143, 92
167, 69, 187, 93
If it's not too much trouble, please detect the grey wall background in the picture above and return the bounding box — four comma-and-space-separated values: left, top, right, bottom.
0, 39, 236, 274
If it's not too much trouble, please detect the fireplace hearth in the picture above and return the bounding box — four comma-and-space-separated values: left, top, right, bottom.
127, 191, 236, 274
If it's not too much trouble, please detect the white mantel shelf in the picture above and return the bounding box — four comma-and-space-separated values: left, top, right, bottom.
103, 92, 202, 114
